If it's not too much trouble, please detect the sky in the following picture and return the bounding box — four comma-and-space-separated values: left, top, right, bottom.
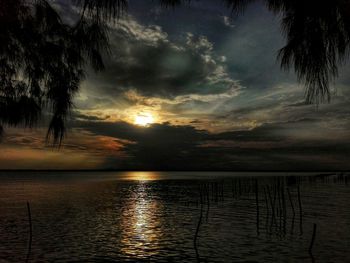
1, 0, 350, 170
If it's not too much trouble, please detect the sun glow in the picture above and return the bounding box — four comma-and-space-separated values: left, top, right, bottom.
134, 113, 154, 126
123, 171, 161, 181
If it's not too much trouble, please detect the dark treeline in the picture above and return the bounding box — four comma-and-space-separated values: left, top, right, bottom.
1, 0, 350, 144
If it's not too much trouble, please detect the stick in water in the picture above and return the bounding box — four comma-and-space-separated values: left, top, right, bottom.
26, 202, 32, 263
309, 223, 317, 253
194, 203, 203, 262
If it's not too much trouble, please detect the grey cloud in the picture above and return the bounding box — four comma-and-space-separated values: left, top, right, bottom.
73, 112, 110, 121
82, 16, 239, 104
72, 118, 350, 170
76, 120, 208, 144
75, 120, 209, 169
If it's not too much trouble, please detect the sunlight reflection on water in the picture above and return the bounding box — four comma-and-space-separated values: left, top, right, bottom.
120, 182, 163, 259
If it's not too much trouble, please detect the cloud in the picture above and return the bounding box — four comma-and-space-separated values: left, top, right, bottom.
0, 127, 133, 169
72, 15, 244, 130
112, 17, 169, 46
73, 120, 209, 169
124, 86, 240, 106
2, 111, 350, 170
78, 15, 240, 108
222, 16, 235, 28
68, 118, 350, 170
0, 146, 106, 170
73, 112, 111, 121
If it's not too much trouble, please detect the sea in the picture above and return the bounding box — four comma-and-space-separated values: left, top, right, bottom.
0, 171, 349, 262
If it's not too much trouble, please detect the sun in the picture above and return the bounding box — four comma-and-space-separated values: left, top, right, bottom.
134, 113, 154, 126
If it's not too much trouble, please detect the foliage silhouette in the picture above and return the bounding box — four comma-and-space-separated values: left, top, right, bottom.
164, 0, 350, 103
0, 0, 112, 144
1, 0, 349, 144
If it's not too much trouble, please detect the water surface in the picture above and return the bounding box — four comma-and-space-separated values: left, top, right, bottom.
0, 172, 349, 262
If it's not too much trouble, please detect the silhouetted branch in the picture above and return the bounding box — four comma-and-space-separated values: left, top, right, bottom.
74, 0, 127, 21
0, 0, 111, 145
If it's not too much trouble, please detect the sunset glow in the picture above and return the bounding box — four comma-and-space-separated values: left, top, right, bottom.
134, 113, 154, 126
1, 1, 350, 262
123, 172, 161, 181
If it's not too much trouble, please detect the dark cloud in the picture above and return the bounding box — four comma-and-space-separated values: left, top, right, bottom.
77, 120, 206, 141
75, 120, 209, 169
82, 16, 238, 102
73, 112, 110, 121
70, 119, 350, 170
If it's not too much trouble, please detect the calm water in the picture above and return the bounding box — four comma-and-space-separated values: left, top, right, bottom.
0, 172, 349, 262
